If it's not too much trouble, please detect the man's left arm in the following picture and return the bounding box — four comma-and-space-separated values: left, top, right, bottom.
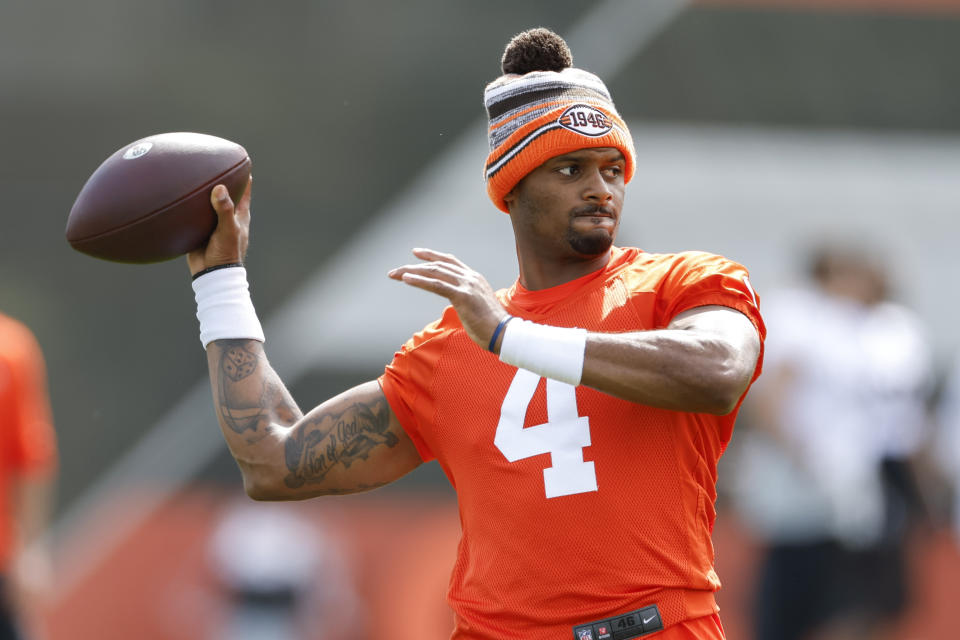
581, 305, 760, 414
389, 249, 761, 415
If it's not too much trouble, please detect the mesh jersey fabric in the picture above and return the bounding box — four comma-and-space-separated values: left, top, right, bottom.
0, 313, 58, 571
379, 246, 765, 640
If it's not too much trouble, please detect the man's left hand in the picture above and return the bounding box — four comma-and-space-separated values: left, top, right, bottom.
389, 248, 509, 352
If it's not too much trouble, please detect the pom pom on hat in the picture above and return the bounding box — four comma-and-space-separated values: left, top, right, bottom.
483, 28, 635, 213
501, 28, 573, 74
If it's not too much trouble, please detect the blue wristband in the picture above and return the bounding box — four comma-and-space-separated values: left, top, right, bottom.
191, 261, 245, 281
488, 315, 515, 352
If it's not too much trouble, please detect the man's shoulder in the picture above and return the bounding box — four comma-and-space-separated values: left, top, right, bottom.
615, 247, 748, 285
649, 249, 743, 269
617, 245, 742, 266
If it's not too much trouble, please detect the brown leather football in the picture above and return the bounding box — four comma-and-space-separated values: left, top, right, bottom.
66, 132, 251, 263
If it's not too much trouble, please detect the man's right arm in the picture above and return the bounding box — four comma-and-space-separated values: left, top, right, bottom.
190, 182, 421, 500
205, 338, 422, 500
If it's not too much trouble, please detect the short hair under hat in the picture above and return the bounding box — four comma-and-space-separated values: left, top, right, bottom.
483, 28, 636, 212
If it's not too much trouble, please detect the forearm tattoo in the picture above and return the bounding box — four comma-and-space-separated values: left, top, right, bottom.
283, 394, 398, 489
215, 340, 298, 437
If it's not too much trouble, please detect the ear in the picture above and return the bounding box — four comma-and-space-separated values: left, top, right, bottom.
503, 184, 519, 207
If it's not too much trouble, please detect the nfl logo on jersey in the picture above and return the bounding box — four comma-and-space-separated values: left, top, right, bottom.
577, 629, 595, 640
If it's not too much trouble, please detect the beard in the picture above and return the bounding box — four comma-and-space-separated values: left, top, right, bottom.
566, 203, 616, 256
566, 226, 614, 256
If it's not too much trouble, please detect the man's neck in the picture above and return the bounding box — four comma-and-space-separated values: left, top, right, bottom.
517, 249, 612, 291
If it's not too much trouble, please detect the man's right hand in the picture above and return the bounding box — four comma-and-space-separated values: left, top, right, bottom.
187, 177, 252, 276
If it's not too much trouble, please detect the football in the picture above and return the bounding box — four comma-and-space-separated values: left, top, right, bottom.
66, 132, 251, 263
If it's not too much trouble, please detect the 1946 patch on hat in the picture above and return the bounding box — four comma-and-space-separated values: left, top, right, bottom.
558, 104, 613, 137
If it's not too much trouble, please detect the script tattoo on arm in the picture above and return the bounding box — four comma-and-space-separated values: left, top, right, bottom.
215, 340, 299, 439
283, 394, 399, 489
206, 340, 418, 499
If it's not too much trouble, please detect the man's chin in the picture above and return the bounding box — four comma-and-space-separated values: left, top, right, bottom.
568, 229, 614, 257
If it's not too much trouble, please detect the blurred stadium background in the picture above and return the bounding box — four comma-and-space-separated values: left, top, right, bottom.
2, 0, 960, 638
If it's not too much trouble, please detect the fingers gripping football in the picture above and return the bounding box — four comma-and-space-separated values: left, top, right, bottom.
187, 178, 253, 276
389, 248, 509, 350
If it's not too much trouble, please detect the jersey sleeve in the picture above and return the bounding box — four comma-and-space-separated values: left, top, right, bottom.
378, 308, 459, 464
0, 321, 58, 475
655, 251, 766, 381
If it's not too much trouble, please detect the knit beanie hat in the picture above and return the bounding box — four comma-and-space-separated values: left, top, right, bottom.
484, 28, 636, 212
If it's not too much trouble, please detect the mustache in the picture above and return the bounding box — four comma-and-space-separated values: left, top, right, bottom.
571, 204, 616, 217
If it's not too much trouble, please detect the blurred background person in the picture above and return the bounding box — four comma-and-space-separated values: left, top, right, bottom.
0, 312, 58, 640
729, 243, 934, 640
206, 498, 363, 640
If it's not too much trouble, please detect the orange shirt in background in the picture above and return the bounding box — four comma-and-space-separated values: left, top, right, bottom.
0, 313, 58, 572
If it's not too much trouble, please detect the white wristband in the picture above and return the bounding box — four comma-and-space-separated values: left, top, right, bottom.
498, 319, 587, 386
192, 266, 265, 349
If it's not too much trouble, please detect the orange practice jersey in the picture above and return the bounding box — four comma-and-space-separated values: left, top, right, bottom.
380, 247, 765, 640
0, 313, 57, 571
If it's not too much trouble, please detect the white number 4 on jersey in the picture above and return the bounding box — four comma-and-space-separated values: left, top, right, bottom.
494, 369, 598, 499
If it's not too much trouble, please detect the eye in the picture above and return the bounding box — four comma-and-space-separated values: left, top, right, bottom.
603, 165, 623, 179
557, 164, 579, 177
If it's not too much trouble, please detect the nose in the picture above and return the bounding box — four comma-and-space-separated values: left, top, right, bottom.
582, 168, 613, 204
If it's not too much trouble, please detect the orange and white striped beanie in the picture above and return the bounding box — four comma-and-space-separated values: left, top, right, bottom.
483, 28, 636, 213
